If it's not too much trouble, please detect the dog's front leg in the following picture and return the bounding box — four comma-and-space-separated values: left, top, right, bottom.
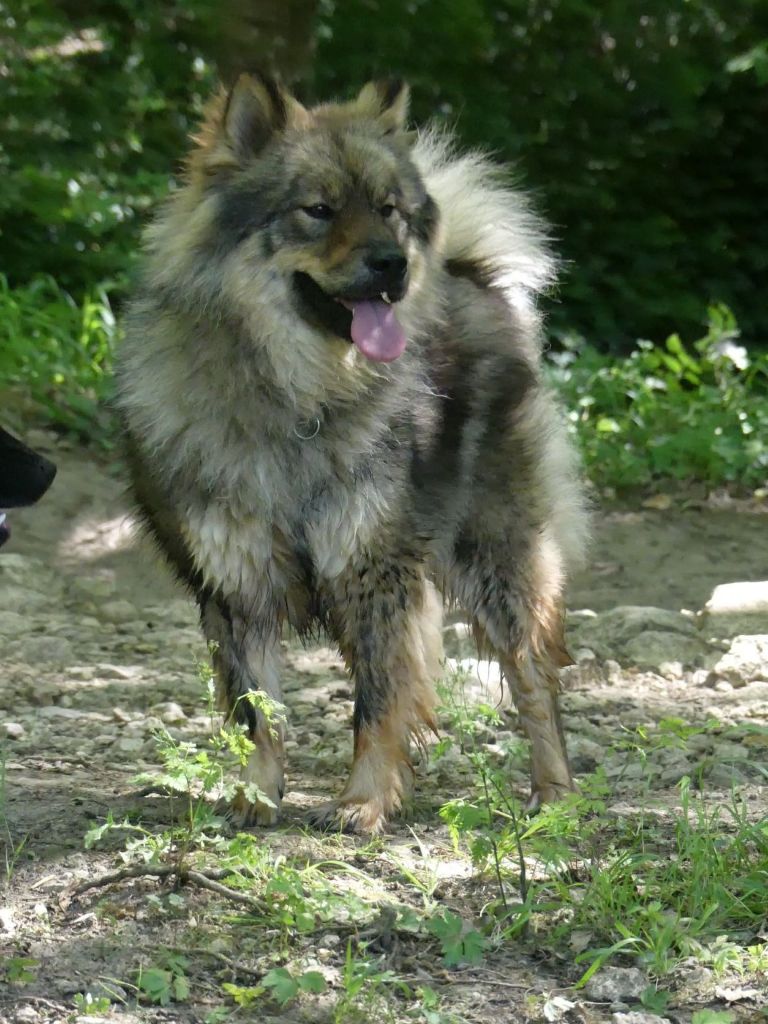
311, 557, 442, 834
200, 594, 285, 826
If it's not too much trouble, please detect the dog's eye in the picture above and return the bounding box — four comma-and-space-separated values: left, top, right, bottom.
380, 204, 396, 219
302, 204, 334, 220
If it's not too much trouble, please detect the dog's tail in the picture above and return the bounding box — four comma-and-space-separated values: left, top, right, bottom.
412, 129, 556, 317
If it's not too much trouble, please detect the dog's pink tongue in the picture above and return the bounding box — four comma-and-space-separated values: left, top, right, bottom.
349, 301, 406, 362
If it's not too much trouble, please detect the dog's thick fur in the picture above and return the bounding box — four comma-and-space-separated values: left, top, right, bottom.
115, 75, 589, 832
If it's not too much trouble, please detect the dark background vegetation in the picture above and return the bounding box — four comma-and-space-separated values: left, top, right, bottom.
1, 0, 767, 489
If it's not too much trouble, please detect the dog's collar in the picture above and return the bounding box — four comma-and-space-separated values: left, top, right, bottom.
293, 417, 321, 441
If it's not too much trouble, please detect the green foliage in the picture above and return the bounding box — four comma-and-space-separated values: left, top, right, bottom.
136, 954, 190, 1006
4, 956, 39, 986
0, 0, 217, 292
2, 1, 767, 349
436, 671, 768, 980
73, 992, 113, 1016
691, 1012, 736, 1024
549, 306, 768, 491
0, 274, 117, 435
426, 909, 487, 967
261, 966, 327, 1006
314, 0, 768, 347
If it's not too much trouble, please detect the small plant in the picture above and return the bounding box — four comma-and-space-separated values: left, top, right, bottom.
436, 672, 768, 982
426, 909, 487, 967
5, 956, 39, 986
73, 992, 112, 1015
136, 952, 190, 1006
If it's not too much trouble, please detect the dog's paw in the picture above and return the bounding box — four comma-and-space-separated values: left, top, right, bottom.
307, 799, 390, 835
525, 780, 577, 813
229, 788, 282, 828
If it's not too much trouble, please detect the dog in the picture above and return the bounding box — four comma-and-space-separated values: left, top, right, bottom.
0, 426, 57, 548
115, 74, 589, 833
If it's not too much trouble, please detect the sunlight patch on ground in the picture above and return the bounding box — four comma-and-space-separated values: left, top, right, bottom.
58, 513, 138, 562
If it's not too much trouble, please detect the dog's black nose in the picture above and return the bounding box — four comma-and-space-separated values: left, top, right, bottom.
365, 248, 408, 288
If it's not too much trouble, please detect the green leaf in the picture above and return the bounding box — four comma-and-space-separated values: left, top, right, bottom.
297, 970, 327, 994
262, 968, 299, 1006
222, 982, 265, 1007
691, 1012, 735, 1024
138, 967, 173, 1006
173, 973, 190, 1002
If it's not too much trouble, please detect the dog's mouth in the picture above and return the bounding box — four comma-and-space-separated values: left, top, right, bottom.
293, 273, 407, 363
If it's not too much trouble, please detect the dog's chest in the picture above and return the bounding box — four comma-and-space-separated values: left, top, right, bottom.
186, 427, 403, 592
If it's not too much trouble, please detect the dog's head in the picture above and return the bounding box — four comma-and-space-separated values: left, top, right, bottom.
183, 74, 439, 363
0, 427, 57, 548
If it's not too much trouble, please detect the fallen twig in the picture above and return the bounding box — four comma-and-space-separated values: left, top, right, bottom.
72, 863, 266, 912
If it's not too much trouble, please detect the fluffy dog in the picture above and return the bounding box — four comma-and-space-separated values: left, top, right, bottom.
115, 75, 589, 832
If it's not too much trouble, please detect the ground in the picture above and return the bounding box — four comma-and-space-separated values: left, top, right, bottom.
1, 432, 767, 1024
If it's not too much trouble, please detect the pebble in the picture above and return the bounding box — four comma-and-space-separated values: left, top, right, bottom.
98, 599, 139, 624
3, 722, 25, 739
117, 736, 145, 754
14, 635, 74, 666
14, 1007, 39, 1023
604, 659, 622, 683
584, 966, 648, 1001
151, 700, 188, 723
612, 1015, 672, 1024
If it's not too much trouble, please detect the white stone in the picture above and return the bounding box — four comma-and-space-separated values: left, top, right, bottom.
714, 634, 768, 685
584, 966, 648, 1001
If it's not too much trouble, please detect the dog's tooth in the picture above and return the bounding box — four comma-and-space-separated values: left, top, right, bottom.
381, 291, 391, 304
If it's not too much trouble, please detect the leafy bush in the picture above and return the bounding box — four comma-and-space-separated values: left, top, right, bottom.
0, 275, 117, 435
0, 0, 216, 292
550, 305, 768, 491
2, 1, 767, 348
313, 0, 768, 348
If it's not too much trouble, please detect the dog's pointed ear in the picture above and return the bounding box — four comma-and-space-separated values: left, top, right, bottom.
355, 79, 410, 132
193, 73, 308, 175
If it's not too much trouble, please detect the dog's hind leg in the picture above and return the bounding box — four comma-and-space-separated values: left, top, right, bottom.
200, 593, 285, 826
311, 561, 442, 834
450, 527, 576, 808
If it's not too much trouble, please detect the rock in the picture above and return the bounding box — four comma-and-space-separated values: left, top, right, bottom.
12, 635, 74, 667
442, 621, 474, 657
98, 599, 140, 624
117, 736, 145, 754
14, 1007, 39, 1023
570, 606, 707, 668
575, 647, 597, 663
3, 722, 25, 739
151, 700, 187, 724
604, 659, 622, 683
0, 554, 65, 613
624, 630, 709, 670
584, 966, 648, 1002
0, 611, 35, 635
446, 657, 504, 704
95, 663, 142, 680
713, 634, 768, 685
68, 575, 116, 601
702, 580, 768, 637
612, 1014, 672, 1024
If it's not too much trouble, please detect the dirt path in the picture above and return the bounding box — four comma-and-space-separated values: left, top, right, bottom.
2, 432, 767, 1024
